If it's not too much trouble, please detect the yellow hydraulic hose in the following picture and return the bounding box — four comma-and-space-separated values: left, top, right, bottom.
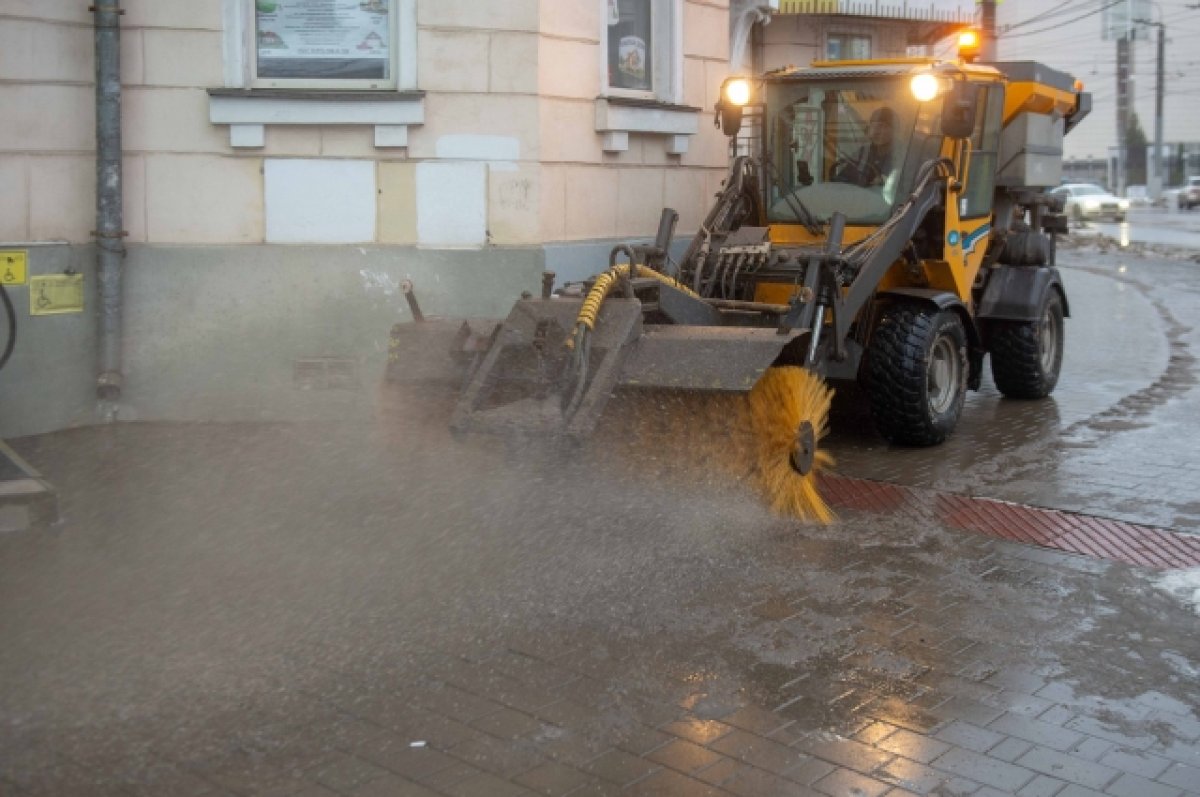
566, 264, 701, 349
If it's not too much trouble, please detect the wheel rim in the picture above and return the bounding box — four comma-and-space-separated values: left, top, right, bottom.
1039, 301, 1060, 373
927, 336, 961, 416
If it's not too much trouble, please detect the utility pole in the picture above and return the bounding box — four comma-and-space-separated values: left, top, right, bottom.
980, 0, 997, 61
1153, 21, 1164, 199
1132, 9, 1161, 199
1134, 15, 1166, 201
1116, 34, 1130, 195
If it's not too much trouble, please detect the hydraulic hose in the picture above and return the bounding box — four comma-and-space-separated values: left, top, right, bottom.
561, 261, 702, 415
568, 263, 701, 347
0, 282, 14, 372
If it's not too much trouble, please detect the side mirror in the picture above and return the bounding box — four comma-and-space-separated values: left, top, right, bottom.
719, 102, 743, 137
941, 81, 979, 139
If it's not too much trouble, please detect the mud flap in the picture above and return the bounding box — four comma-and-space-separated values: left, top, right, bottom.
978, 265, 1070, 322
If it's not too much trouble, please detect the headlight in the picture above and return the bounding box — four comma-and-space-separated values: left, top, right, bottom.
1118, 199, 1130, 209
724, 79, 751, 107
1084, 200, 1100, 209
911, 73, 940, 102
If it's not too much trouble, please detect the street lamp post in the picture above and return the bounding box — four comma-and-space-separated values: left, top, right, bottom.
1135, 5, 1166, 201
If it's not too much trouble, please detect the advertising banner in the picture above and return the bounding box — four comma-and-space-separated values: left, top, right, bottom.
256, 0, 391, 80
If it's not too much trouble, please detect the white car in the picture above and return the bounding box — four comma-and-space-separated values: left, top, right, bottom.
1185, 176, 1200, 209
1051, 183, 1128, 223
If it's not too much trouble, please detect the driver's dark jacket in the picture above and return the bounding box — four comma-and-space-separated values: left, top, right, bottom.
834, 145, 893, 187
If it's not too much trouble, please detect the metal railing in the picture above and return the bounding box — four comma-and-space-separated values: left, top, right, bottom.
777, 0, 976, 23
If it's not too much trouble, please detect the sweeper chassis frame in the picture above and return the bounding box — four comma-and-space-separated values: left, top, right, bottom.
449, 170, 951, 442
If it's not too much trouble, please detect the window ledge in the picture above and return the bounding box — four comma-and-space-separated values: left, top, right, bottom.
594, 97, 701, 155
207, 89, 425, 149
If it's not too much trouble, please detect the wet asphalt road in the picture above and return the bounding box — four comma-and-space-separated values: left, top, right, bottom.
1, 236, 1199, 797
1090, 207, 1200, 250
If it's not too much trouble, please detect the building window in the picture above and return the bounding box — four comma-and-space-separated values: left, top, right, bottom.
252, 0, 397, 88
594, 0, 693, 153
607, 0, 653, 92
603, 0, 680, 102
209, 0, 421, 149
826, 33, 871, 61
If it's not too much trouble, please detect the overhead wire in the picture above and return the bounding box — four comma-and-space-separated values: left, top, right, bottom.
996, 2, 1200, 160
1002, 0, 1092, 31
1000, 0, 1128, 40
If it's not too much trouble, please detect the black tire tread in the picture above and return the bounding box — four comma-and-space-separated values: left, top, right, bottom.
867, 305, 963, 446
989, 293, 1062, 399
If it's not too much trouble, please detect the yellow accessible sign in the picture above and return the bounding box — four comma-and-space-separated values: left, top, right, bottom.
0, 250, 27, 286
30, 274, 85, 316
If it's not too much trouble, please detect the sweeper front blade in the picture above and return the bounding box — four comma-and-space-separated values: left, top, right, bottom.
448, 298, 643, 438
449, 297, 806, 440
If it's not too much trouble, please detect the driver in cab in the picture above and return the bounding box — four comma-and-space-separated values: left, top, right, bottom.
834, 107, 894, 187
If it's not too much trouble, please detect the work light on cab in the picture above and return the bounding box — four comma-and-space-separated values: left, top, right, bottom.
957, 29, 981, 61
724, 78, 751, 106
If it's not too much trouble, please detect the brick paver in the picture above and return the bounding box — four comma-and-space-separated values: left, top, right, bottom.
1105, 772, 1185, 797
3, 248, 1200, 796
1015, 747, 1120, 791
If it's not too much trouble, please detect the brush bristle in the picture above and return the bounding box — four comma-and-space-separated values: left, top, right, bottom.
747, 366, 835, 523
586, 367, 834, 523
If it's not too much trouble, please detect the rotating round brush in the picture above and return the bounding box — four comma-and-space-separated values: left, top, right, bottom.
746, 366, 835, 523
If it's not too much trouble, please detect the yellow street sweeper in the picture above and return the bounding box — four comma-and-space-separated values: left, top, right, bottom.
392, 34, 1091, 522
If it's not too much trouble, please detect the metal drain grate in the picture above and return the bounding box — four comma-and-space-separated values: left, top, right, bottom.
818, 474, 1200, 571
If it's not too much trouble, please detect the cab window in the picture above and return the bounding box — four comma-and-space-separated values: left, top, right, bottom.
766, 78, 937, 225
960, 85, 1004, 219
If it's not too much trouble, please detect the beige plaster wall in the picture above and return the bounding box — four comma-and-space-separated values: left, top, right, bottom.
0, 1, 246, 245
1, 0, 736, 249
762, 14, 915, 72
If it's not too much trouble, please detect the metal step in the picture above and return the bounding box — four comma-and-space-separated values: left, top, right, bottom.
0, 439, 58, 532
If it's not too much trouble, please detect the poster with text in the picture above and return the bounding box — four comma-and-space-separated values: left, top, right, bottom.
256, 0, 391, 81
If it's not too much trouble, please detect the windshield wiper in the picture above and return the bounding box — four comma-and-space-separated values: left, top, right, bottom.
763, 156, 824, 236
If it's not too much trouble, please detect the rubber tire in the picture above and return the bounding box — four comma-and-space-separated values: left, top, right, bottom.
989, 289, 1064, 400
866, 304, 969, 446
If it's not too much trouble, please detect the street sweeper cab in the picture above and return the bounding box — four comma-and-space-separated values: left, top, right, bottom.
394, 37, 1091, 521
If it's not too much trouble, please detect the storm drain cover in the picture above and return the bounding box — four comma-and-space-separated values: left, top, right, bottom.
819, 474, 1200, 571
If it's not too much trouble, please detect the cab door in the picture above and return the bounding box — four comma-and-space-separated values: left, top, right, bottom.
959, 84, 1005, 223
932, 82, 1004, 301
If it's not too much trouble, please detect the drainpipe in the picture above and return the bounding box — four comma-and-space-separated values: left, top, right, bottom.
93, 1, 125, 409
729, 1, 775, 75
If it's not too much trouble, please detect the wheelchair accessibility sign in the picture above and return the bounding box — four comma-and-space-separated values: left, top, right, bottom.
30, 274, 85, 316
0, 250, 27, 286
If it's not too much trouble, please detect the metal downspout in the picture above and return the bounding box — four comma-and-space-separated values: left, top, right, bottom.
94, 1, 125, 412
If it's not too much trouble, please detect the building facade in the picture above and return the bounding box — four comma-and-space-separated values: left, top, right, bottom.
0, 0, 974, 437
763, 1, 972, 70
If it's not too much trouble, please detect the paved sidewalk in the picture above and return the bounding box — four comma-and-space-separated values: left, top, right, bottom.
1, 246, 1198, 797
